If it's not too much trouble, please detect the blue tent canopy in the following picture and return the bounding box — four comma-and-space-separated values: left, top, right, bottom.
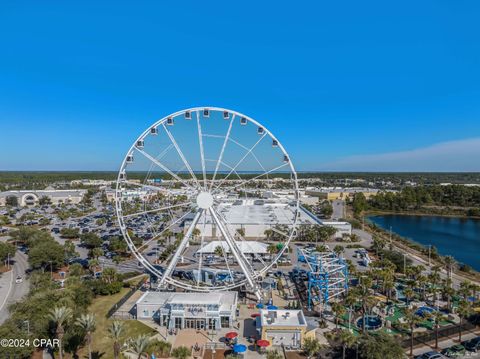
267, 305, 278, 310
256, 303, 264, 309
233, 344, 247, 353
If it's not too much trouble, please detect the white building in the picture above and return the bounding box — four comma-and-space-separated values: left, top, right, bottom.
0, 190, 87, 206
184, 199, 351, 239
136, 291, 238, 330
258, 309, 312, 349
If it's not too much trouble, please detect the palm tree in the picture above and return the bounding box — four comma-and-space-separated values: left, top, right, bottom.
48, 306, 73, 359
338, 330, 356, 359
214, 245, 223, 257
333, 245, 344, 258
108, 321, 125, 359
457, 300, 473, 342
430, 311, 446, 349
127, 334, 151, 359
404, 287, 414, 306
76, 313, 96, 359
331, 302, 346, 329
443, 255, 456, 280
403, 306, 422, 358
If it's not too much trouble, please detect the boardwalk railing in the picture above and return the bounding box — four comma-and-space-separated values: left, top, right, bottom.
106, 279, 145, 318
400, 321, 477, 348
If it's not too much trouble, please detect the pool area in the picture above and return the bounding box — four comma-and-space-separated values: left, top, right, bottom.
356, 315, 383, 331
415, 306, 436, 317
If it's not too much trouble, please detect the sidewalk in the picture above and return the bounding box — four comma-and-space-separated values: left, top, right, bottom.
412, 329, 480, 356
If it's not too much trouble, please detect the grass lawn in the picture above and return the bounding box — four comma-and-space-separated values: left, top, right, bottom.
76, 278, 155, 358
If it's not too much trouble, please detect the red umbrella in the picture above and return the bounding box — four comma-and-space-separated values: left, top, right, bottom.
251, 313, 261, 318
257, 340, 270, 347
225, 332, 238, 339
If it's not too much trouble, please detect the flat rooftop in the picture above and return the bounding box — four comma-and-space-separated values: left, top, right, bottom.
137, 291, 237, 311
185, 199, 317, 226
259, 309, 307, 327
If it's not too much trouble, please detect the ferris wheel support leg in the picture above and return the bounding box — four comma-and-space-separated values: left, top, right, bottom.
158, 209, 203, 288
209, 208, 262, 301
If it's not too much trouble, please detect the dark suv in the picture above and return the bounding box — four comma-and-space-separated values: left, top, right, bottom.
465, 336, 480, 352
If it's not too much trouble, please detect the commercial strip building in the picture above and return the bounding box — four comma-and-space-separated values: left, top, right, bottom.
257, 309, 315, 349
183, 199, 351, 239
0, 189, 87, 206
135, 291, 238, 330
305, 187, 382, 201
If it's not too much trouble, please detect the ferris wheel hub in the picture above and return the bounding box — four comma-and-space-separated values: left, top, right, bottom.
196, 191, 214, 209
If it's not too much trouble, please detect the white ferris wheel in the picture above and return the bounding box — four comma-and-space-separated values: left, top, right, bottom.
115, 107, 300, 299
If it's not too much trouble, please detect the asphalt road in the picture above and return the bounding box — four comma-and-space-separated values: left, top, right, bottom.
331, 199, 345, 220
0, 251, 29, 324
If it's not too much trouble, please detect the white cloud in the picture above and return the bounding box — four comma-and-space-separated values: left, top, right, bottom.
319, 138, 480, 172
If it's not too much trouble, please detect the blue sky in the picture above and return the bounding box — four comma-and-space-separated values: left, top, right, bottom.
1, 1, 479, 171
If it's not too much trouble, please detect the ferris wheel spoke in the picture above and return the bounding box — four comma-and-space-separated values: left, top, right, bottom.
158, 209, 203, 287
136, 209, 194, 252
209, 114, 235, 192
134, 147, 196, 191
209, 207, 260, 298
196, 111, 208, 190
196, 211, 208, 286
119, 180, 167, 192
212, 133, 267, 192
161, 122, 201, 189
122, 202, 191, 219
213, 162, 289, 195
228, 137, 266, 174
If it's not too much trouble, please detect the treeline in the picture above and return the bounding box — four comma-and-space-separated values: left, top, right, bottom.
353, 185, 480, 216
2, 171, 480, 188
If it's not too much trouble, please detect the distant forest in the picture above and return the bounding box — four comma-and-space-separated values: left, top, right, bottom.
1, 171, 480, 190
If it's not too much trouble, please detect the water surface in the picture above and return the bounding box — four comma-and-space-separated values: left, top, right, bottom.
367, 215, 480, 271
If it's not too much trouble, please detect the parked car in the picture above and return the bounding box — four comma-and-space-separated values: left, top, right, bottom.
441, 344, 466, 358
415, 351, 445, 359
465, 336, 480, 352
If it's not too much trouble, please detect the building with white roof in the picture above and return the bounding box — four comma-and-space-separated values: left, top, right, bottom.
258, 309, 314, 349
184, 199, 351, 239
136, 291, 238, 330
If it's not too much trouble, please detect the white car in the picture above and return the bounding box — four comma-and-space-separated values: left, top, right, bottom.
15, 276, 23, 284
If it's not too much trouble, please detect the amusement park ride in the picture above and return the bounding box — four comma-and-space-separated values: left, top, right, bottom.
114, 107, 348, 305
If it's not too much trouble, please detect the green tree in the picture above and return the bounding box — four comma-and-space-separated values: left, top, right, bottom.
29, 240, 65, 270
171, 346, 191, 359
80, 232, 102, 248
331, 302, 346, 329
5, 196, 18, 207
75, 314, 96, 359
48, 306, 73, 359
303, 337, 321, 359
266, 349, 283, 359
60, 228, 80, 239
127, 334, 151, 359
358, 332, 404, 359
457, 300, 473, 342
403, 306, 423, 357
0, 241, 16, 262
108, 321, 124, 359
39, 196, 52, 206
352, 193, 368, 214
338, 330, 356, 359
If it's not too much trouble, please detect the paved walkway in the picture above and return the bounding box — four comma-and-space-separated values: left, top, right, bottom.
412, 329, 480, 357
